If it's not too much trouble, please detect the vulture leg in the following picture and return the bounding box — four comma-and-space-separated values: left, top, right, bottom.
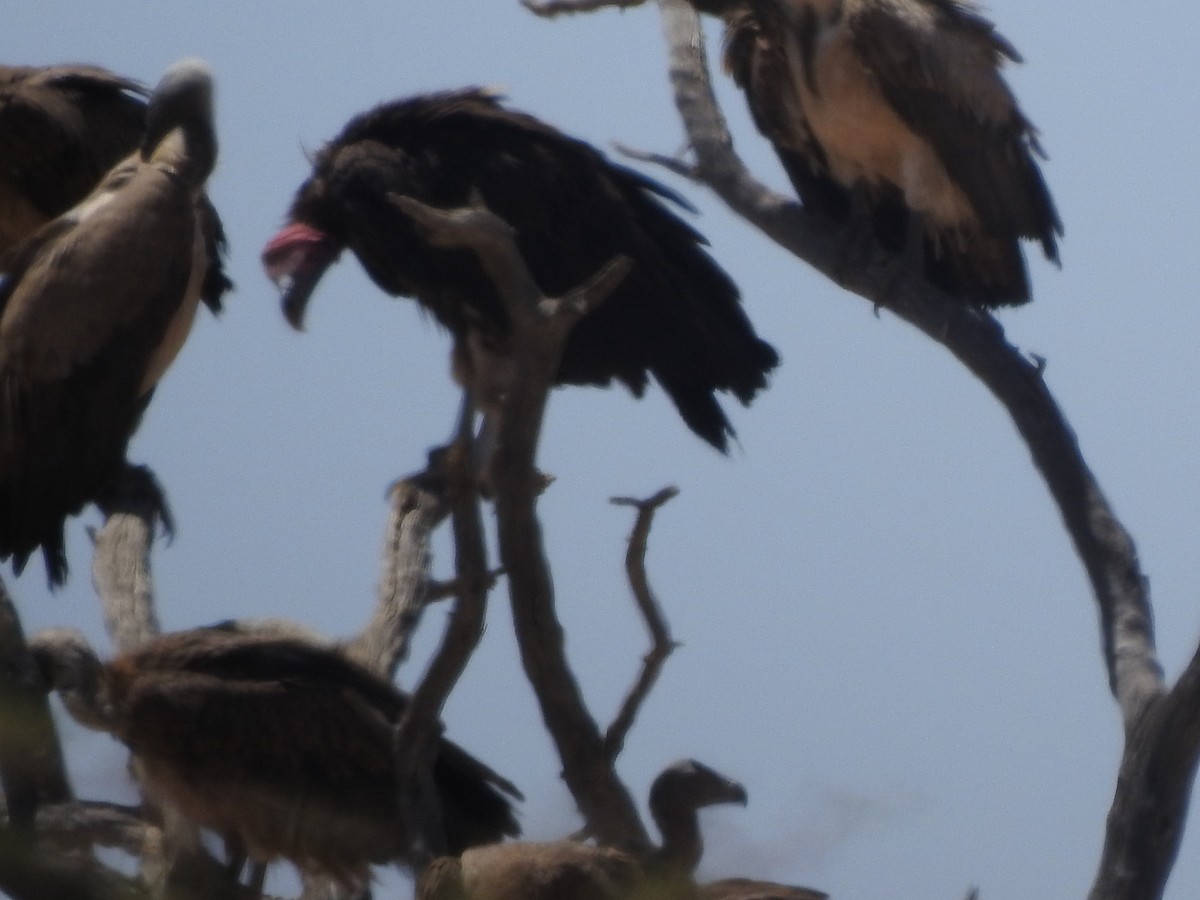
93, 463, 176, 541
449, 328, 513, 497
245, 861, 267, 897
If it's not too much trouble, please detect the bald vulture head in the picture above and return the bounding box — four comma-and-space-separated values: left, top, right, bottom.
30, 625, 522, 893
0, 58, 227, 587
417, 759, 747, 900
141, 58, 216, 186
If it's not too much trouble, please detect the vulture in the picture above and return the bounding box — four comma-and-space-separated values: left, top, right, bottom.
0, 59, 229, 586
708, 0, 1061, 306
417, 758, 751, 900
30, 624, 523, 894
262, 89, 779, 453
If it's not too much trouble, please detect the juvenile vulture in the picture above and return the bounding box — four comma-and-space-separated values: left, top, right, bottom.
30, 624, 523, 893
0, 59, 229, 586
262, 89, 779, 452
417, 758, 749, 900
709, 0, 1061, 306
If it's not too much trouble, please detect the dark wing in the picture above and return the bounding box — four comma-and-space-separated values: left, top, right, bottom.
122, 627, 523, 853
847, 0, 1061, 259
0, 158, 199, 582
117, 666, 405, 879
308, 90, 778, 450
0, 65, 147, 255
722, 5, 849, 219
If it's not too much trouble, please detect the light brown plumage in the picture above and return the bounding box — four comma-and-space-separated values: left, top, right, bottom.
417, 759, 748, 900
0, 59, 228, 585
701, 878, 828, 900
31, 624, 523, 894
713, 0, 1061, 305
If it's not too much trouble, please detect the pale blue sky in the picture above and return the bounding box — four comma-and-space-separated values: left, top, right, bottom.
6, 2, 1200, 898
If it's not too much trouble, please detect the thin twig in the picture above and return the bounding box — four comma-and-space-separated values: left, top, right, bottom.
604, 487, 681, 761
523, 0, 648, 17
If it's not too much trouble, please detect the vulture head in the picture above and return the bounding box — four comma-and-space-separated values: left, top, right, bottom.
141, 58, 217, 187
647, 759, 748, 875
261, 220, 342, 329
28, 627, 115, 732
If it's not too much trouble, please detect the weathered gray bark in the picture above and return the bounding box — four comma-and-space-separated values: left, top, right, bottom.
576, 2, 1189, 896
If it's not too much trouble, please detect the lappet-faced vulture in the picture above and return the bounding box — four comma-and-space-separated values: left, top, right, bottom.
708, 0, 1061, 306
417, 759, 750, 900
262, 89, 779, 452
30, 624, 523, 893
0, 59, 229, 586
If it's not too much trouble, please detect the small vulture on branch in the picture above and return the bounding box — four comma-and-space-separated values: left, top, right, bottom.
0, 59, 229, 586
417, 758, 755, 900
262, 88, 779, 452
30, 624, 523, 892
705, 0, 1061, 306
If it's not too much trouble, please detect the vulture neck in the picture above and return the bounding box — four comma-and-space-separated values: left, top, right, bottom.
650, 797, 705, 874
148, 126, 215, 190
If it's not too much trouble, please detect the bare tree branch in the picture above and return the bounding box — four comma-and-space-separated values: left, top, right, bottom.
604, 487, 680, 761
91, 465, 166, 654
342, 473, 450, 678
650, 0, 1162, 718
642, 2, 1185, 896
34, 800, 148, 856
0, 581, 72, 830
398, 189, 648, 848
523, 0, 648, 17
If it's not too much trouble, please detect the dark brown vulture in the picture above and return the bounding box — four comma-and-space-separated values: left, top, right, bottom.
0, 64, 146, 256
262, 89, 779, 452
417, 758, 748, 900
30, 624, 523, 894
709, 0, 1061, 306
0, 59, 229, 586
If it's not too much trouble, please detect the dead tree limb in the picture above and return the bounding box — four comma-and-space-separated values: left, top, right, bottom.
92, 465, 167, 653
393, 191, 649, 848
523, 0, 648, 16
342, 472, 450, 678
637, 3, 1180, 897
0, 580, 72, 833
604, 487, 680, 761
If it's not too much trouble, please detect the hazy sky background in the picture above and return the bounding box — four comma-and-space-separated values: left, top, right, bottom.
6, 2, 1200, 898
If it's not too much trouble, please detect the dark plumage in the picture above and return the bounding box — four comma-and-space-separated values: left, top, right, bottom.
417, 759, 748, 900
0, 59, 229, 586
263, 88, 779, 451
31, 625, 522, 892
714, 0, 1061, 306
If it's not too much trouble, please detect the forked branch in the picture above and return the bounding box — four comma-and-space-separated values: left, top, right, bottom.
604, 487, 681, 761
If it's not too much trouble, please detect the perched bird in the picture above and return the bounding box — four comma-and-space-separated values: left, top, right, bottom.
0, 63, 228, 301
0, 59, 229, 586
417, 758, 749, 900
0, 64, 146, 256
707, 0, 1061, 306
30, 624, 523, 894
262, 88, 779, 453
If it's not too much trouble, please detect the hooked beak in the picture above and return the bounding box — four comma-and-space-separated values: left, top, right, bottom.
261, 222, 341, 331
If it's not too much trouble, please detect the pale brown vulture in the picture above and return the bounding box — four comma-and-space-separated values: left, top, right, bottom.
30, 624, 523, 894
0, 59, 229, 586
417, 759, 748, 900
708, 0, 1061, 306
262, 89, 779, 452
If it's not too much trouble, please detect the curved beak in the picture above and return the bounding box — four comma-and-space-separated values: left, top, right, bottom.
261, 222, 341, 331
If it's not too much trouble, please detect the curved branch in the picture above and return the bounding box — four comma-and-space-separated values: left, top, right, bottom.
652, 0, 1160, 720
398, 191, 649, 848
604, 487, 680, 761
